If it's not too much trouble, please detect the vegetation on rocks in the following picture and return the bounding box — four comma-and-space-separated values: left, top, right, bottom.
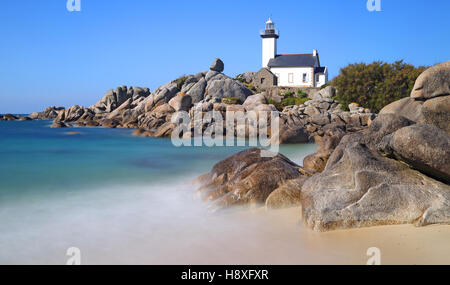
268, 90, 311, 111
175, 75, 188, 91
330, 60, 427, 113
222, 96, 241, 105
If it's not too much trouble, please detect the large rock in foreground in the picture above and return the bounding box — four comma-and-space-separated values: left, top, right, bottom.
265, 176, 308, 209
380, 61, 450, 133
379, 123, 450, 183
421, 95, 450, 133
301, 142, 450, 232
379, 97, 424, 122
410, 61, 450, 99
194, 148, 305, 211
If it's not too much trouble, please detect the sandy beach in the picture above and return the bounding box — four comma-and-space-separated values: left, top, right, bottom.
231, 207, 450, 265
74, 199, 450, 265
0, 121, 448, 265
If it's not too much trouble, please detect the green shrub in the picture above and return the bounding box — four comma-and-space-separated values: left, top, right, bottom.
268, 90, 311, 111
319, 83, 330, 90
222, 97, 241, 105
234, 76, 245, 83
267, 98, 283, 111
281, 96, 310, 106
297, 89, 308, 99
244, 82, 255, 91
284, 91, 294, 97
175, 76, 188, 91
330, 60, 426, 113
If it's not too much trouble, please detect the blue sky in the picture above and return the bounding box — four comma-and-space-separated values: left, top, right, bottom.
0, 0, 449, 113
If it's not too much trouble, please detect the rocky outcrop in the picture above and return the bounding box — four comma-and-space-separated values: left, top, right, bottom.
130, 59, 253, 137
50, 121, 68, 128
265, 176, 308, 209
55, 105, 94, 123
379, 97, 424, 122
301, 141, 450, 232
278, 91, 376, 144
380, 95, 450, 134
380, 61, 450, 134
205, 76, 253, 103
191, 61, 450, 232
168, 93, 192, 112
410, 61, 450, 99
210, 58, 224, 72
303, 134, 343, 173
37, 59, 370, 143
311, 86, 335, 101
29, 106, 65, 120
187, 78, 207, 103
194, 148, 305, 211
235, 72, 256, 84
242, 93, 266, 111
299, 61, 450, 231
421, 95, 450, 133
1, 114, 18, 121
0, 114, 33, 121
91, 86, 150, 114
379, 124, 450, 183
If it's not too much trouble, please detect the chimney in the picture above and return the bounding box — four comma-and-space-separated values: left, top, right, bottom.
313, 49, 318, 57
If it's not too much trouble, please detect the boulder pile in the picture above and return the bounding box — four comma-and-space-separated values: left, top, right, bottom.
28, 59, 375, 144
194, 61, 450, 231
278, 86, 375, 143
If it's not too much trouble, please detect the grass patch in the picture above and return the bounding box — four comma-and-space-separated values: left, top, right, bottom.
175, 75, 188, 91
222, 97, 241, 104
267, 90, 311, 111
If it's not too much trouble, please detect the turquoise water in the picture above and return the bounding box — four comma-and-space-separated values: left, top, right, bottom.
0, 120, 316, 264
0, 120, 315, 200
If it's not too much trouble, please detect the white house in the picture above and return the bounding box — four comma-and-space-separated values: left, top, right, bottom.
258, 18, 328, 88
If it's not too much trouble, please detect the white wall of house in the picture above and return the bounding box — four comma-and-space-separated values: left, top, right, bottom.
262, 37, 277, 68
315, 70, 328, 88
270, 67, 315, 87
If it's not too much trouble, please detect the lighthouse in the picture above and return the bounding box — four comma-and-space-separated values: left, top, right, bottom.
260, 18, 279, 68
255, 17, 329, 88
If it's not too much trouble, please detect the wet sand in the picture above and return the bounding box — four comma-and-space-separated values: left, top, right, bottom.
229, 207, 450, 265
87, 205, 450, 265
2, 183, 448, 265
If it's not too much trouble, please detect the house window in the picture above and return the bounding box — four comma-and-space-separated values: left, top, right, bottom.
316, 74, 320, 82
303, 73, 307, 83
261, 78, 265, 84
288, 73, 294, 83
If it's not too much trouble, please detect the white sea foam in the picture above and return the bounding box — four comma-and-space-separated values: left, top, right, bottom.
1, 177, 450, 265
0, 176, 321, 264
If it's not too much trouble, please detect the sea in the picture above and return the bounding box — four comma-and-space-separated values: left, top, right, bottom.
0, 119, 318, 264
1, 119, 448, 265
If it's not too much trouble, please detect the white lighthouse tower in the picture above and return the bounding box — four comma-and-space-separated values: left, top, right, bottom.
260, 18, 279, 68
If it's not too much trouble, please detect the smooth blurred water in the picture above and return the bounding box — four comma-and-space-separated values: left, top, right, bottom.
0, 120, 316, 200
0, 120, 317, 264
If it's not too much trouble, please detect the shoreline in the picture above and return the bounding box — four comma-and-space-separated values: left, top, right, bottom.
216, 206, 450, 265
0, 121, 448, 265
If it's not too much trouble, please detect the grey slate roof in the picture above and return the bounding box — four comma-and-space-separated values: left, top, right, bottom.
314, 66, 326, 74
268, 54, 317, 67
